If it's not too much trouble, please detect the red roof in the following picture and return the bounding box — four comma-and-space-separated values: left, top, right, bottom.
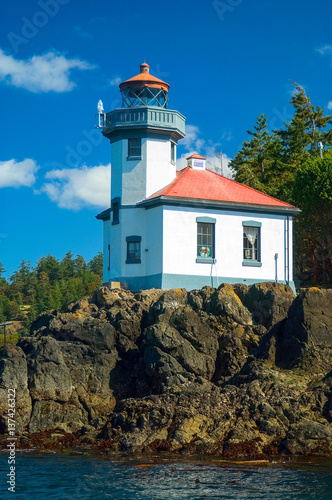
187, 153, 206, 160
147, 167, 295, 208
119, 63, 170, 92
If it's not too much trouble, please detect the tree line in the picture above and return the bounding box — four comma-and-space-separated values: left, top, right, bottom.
230, 82, 332, 285
0, 252, 103, 328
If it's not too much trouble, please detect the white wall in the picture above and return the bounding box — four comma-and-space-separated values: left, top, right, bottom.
145, 206, 163, 275
110, 136, 177, 206
111, 138, 147, 205
146, 138, 176, 198
162, 206, 292, 282
102, 219, 111, 282
106, 206, 163, 280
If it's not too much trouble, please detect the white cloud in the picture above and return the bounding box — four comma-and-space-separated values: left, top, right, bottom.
0, 158, 38, 188
177, 123, 233, 178
327, 101, 332, 110
317, 45, 332, 54
0, 49, 95, 93
179, 125, 205, 151
109, 76, 122, 86
40, 164, 110, 210
317, 45, 332, 64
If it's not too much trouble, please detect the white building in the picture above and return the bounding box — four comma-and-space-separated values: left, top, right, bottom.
97, 63, 299, 292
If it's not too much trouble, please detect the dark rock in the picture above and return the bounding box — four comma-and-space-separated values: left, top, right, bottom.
209, 284, 252, 325
0, 284, 331, 458
0, 346, 31, 434
235, 282, 295, 329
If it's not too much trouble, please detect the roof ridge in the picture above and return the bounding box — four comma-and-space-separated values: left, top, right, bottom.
204, 168, 294, 207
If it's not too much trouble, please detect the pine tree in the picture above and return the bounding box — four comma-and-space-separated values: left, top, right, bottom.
230, 114, 272, 192
277, 82, 332, 162
52, 281, 63, 310
88, 252, 103, 277
74, 255, 87, 277
36, 255, 61, 283
60, 251, 75, 279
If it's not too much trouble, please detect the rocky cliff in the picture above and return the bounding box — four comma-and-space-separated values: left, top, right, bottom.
1, 283, 332, 457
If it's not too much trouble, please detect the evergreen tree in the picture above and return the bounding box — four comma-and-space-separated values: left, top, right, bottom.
88, 252, 103, 277
0, 262, 8, 287
60, 251, 75, 278
277, 82, 332, 164
230, 114, 272, 192
27, 297, 38, 326
74, 255, 87, 277
36, 255, 61, 283
52, 281, 63, 309
10, 260, 37, 301
1, 251, 106, 323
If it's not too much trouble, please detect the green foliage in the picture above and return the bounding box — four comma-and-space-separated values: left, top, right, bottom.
293, 150, 332, 284
229, 82, 332, 285
0, 331, 22, 348
87, 252, 103, 276
0, 252, 103, 326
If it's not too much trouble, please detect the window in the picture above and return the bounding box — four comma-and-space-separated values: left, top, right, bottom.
242, 221, 262, 266
126, 236, 141, 264
111, 197, 120, 225
128, 138, 141, 159
196, 217, 216, 263
171, 142, 175, 164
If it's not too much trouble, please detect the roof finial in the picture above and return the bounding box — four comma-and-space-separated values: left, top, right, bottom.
140, 62, 149, 73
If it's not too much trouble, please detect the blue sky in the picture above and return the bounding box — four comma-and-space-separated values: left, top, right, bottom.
1, 0, 331, 278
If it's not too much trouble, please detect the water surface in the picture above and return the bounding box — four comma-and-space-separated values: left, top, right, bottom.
1, 453, 332, 499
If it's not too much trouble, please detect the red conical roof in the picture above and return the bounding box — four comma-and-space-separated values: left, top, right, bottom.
119, 63, 170, 92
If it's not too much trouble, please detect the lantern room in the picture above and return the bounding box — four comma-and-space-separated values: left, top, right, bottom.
119, 63, 169, 108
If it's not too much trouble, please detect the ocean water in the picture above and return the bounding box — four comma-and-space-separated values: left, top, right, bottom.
1, 453, 332, 499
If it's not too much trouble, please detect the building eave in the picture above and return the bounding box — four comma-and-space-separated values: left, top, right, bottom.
137, 195, 301, 216
96, 208, 111, 221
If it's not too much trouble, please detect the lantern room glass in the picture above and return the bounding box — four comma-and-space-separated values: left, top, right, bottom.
121, 87, 168, 108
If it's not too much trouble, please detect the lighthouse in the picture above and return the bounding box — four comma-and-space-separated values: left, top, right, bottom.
102, 63, 185, 206
97, 63, 299, 292
96, 63, 186, 288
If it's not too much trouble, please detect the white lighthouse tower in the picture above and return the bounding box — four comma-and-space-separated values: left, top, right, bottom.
97, 63, 186, 288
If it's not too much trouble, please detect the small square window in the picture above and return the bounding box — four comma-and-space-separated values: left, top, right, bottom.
243, 226, 260, 261
128, 138, 141, 159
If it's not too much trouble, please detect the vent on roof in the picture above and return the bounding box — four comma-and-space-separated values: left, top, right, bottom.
187, 154, 206, 170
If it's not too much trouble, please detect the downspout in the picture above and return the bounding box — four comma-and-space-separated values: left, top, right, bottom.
286, 216, 290, 284
274, 253, 278, 282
